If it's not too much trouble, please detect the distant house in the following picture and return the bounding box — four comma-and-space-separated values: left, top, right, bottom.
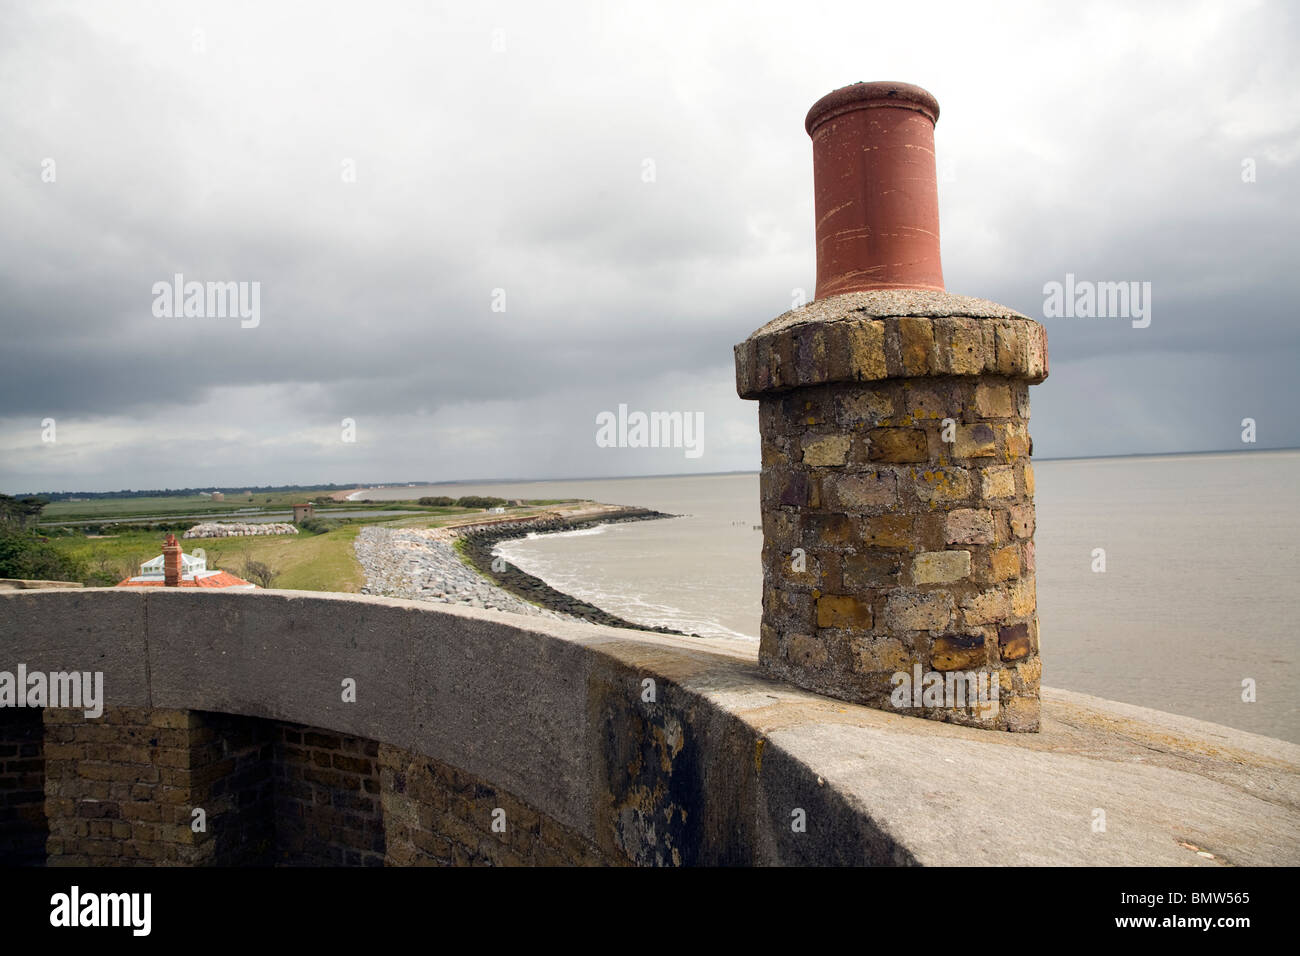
489, 507, 505, 514
211, 491, 225, 501
116, 534, 256, 589
292, 503, 313, 523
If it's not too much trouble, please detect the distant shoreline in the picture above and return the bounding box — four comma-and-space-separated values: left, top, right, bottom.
16, 445, 1297, 500
341, 445, 1300, 499
452, 506, 692, 635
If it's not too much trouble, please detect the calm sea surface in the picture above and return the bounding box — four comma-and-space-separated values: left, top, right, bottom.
359, 451, 1300, 743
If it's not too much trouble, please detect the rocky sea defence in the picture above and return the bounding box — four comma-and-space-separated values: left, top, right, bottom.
353, 507, 691, 634
455, 508, 691, 634
353, 525, 554, 616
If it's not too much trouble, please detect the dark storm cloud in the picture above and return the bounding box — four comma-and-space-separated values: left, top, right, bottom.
1, 0, 1297, 491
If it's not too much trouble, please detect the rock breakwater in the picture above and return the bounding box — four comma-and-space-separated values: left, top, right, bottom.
456, 508, 693, 635
353, 525, 554, 616
353, 507, 691, 634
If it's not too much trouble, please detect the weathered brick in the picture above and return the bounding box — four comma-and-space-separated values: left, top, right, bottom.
867, 428, 928, 463
945, 509, 995, 545
763, 510, 798, 550
944, 319, 984, 375
979, 465, 1016, 499
912, 550, 971, 585
931, 633, 988, 671
836, 389, 894, 426
148, 710, 198, 730
802, 434, 851, 466
845, 318, 887, 380
884, 591, 953, 631
995, 322, 1024, 375
960, 587, 1010, 625
974, 383, 1013, 418
998, 623, 1032, 661
782, 393, 826, 426
42, 742, 83, 760
989, 546, 1021, 582
827, 471, 897, 511
904, 383, 952, 421
1026, 324, 1048, 379
816, 595, 873, 630
859, 514, 914, 549
953, 424, 997, 458
913, 467, 971, 505
1008, 503, 1034, 538
787, 634, 829, 668
841, 551, 901, 589
898, 317, 935, 375
1004, 422, 1031, 459
1010, 577, 1036, 616
805, 513, 855, 548
850, 636, 910, 673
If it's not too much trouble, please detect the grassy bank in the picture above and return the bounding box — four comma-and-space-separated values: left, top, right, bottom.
49, 525, 367, 592
41, 491, 336, 521
38, 494, 471, 526
41, 497, 591, 592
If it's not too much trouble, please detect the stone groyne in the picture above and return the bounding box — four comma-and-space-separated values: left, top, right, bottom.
353, 525, 555, 617
353, 507, 688, 633
454, 508, 690, 635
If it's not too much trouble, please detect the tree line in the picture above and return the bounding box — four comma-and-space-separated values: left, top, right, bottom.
16, 483, 365, 502
0, 494, 85, 582
417, 496, 510, 509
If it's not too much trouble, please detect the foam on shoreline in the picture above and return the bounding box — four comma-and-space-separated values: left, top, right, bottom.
353, 506, 689, 633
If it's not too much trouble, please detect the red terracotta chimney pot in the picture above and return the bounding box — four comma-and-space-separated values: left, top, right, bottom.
806, 81, 945, 298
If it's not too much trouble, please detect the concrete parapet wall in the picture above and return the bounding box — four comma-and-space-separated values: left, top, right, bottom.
1, 589, 1296, 866
0, 579, 83, 590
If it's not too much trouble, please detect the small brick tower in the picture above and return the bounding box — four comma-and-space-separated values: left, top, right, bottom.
162, 533, 183, 587
735, 82, 1048, 731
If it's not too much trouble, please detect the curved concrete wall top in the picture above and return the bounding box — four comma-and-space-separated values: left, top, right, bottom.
2, 589, 1297, 865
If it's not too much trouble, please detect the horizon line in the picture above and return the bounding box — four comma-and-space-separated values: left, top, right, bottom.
13, 444, 1296, 497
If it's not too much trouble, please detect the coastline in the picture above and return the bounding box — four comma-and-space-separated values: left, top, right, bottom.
455, 507, 693, 635
353, 504, 692, 633
353, 524, 557, 617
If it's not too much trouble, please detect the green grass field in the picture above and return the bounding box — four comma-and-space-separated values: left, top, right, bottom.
51, 525, 369, 592
40, 493, 521, 526
41, 491, 338, 521
41, 496, 588, 592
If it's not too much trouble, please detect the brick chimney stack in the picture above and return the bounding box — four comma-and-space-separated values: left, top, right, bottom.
162, 534, 182, 587
735, 82, 1048, 731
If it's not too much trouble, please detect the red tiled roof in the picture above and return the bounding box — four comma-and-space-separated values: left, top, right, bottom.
116, 571, 257, 589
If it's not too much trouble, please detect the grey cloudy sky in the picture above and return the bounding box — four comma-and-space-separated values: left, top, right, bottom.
2, 0, 1297, 493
